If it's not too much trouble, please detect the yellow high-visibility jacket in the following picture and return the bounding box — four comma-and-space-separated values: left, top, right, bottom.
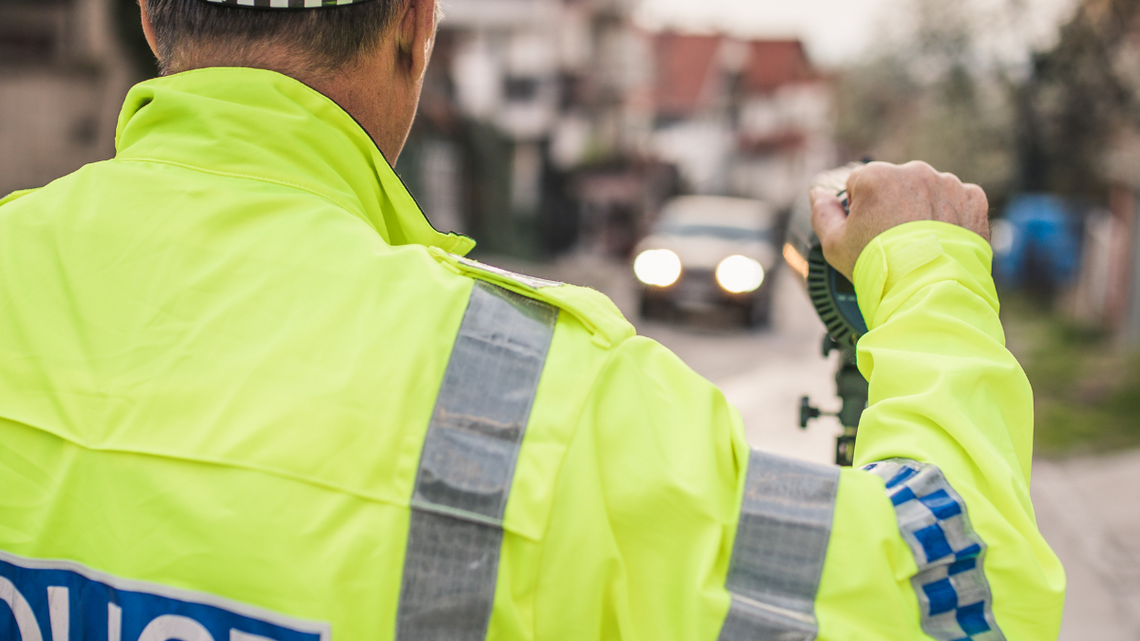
0, 67, 1063, 641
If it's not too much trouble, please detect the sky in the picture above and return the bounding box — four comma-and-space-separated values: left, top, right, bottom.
634, 0, 1084, 68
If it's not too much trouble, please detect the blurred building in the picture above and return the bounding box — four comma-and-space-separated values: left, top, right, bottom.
0, 0, 135, 196
650, 33, 835, 209
397, 0, 663, 259
399, 20, 837, 260
1094, 138, 1140, 342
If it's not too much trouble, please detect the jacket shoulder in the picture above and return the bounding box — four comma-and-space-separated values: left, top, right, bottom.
0, 189, 39, 208
428, 248, 635, 350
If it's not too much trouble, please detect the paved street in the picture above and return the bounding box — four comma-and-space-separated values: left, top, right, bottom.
490, 250, 1140, 639
1032, 452, 1140, 640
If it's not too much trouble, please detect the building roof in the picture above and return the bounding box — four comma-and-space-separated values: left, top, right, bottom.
652, 32, 820, 119
741, 40, 818, 92
652, 32, 724, 119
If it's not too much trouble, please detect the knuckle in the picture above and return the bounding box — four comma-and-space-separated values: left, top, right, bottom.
852, 162, 892, 192
900, 161, 938, 190
940, 170, 963, 187
966, 183, 988, 206
850, 163, 874, 183
904, 160, 936, 177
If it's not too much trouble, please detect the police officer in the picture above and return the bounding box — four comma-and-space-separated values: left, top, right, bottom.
0, 0, 1063, 639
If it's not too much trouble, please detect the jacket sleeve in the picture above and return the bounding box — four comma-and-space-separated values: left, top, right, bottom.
532, 221, 1063, 641
813, 220, 1065, 640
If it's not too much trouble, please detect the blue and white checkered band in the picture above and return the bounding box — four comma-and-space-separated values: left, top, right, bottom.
862, 459, 1006, 641
199, 0, 376, 9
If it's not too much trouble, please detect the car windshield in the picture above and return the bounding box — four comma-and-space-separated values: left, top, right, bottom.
658, 223, 770, 243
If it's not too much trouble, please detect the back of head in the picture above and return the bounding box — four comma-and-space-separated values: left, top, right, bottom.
146, 0, 403, 81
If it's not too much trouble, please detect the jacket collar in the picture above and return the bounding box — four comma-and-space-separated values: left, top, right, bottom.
114, 67, 475, 255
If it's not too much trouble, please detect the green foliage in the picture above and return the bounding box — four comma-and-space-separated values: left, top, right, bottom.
834, 0, 1140, 205
1003, 295, 1140, 457
1013, 0, 1140, 197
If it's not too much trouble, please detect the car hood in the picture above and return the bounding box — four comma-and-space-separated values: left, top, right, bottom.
635, 234, 778, 271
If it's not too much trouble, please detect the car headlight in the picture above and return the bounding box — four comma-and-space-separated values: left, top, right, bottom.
634, 249, 682, 287
716, 255, 764, 293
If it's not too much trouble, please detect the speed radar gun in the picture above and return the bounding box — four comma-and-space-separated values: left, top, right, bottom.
783, 163, 869, 466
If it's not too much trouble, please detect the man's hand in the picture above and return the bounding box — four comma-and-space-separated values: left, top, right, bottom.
810, 161, 990, 281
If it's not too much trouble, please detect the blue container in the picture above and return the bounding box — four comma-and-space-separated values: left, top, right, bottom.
993, 193, 1080, 293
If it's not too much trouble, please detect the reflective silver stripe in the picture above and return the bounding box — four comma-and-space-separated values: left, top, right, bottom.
862, 459, 1005, 641
453, 255, 564, 289
718, 450, 840, 641
396, 281, 557, 641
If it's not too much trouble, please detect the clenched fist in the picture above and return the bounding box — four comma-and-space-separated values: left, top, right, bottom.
809, 161, 990, 281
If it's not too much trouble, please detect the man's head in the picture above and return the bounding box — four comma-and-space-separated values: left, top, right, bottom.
138, 0, 440, 162
143, 0, 401, 80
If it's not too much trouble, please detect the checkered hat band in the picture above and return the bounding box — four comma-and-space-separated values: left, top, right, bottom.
200, 0, 375, 8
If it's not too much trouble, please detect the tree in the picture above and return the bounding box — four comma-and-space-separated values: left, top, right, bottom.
833, 0, 1020, 202
1018, 0, 1140, 197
